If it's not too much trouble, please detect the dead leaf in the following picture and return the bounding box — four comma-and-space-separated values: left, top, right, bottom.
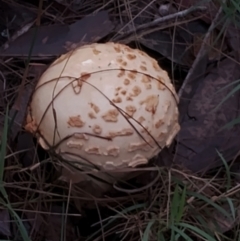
175, 56, 240, 173
208, 202, 240, 233
192, 30, 226, 61
139, 20, 211, 67
0, 11, 114, 58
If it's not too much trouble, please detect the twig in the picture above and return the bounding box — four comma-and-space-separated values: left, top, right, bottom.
178, 5, 224, 98
113, 5, 207, 41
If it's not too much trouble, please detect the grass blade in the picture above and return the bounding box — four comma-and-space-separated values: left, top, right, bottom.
142, 220, 155, 241
171, 184, 180, 224
187, 191, 231, 218
226, 197, 236, 220
170, 225, 193, 241
0, 105, 9, 181
177, 223, 217, 241
176, 185, 186, 223
214, 83, 240, 111
216, 149, 231, 190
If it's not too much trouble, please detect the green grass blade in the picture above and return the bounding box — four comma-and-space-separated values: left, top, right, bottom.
216, 149, 231, 190
187, 191, 231, 218
226, 197, 236, 220
214, 83, 240, 111
0, 105, 9, 181
61, 201, 66, 241
170, 225, 175, 241
8, 206, 31, 241
215, 79, 240, 94
170, 225, 193, 241
142, 220, 155, 241
157, 231, 166, 241
171, 184, 180, 224
176, 185, 186, 223
0, 106, 31, 241
177, 223, 217, 241
219, 115, 240, 131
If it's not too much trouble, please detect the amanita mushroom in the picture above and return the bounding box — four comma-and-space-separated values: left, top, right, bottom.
25, 42, 180, 189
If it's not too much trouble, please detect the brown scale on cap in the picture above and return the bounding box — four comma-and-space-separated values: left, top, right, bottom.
102, 109, 119, 122
104, 146, 120, 157
90, 103, 100, 113
80, 72, 91, 82
144, 83, 151, 89
124, 78, 130, 85
163, 101, 171, 114
121, 61, 127, 67
141, 75, 151, 83
137, 116, 145, 124
157, 76, 166, 90
74, 133, 89, 140
140, 95, 159, 114
127, 72, 136, 80
114, 45, 121, 53
107, 128, 134, 138
112, 96, 122, 103
131, 86, 141, 97
117, 58, 123, 64
129, 154, 148, 167
125, 105, 137, 117
127, 54, 136, 60
92, 125, 102, 134
155, 119, 164, 129
152, 60, 161, 71
140, 65, 147, 71
67, 140, 84, 149
115, 86, 122, 91
85, 146, 101, 155
118, 70, 125, 78
158, 130, 168, 142
126, 96, 133, 101
68, 115, 85, 127
124, 46, 133, 52
88, 112, 97, 119
121, 90, 127, 95
128, 142, 152, 152
92, 48, 101, 55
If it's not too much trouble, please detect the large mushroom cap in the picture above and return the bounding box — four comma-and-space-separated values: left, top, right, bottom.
25, 42, 180, 170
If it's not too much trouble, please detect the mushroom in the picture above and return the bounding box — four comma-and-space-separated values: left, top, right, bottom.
25, 42, 180, 190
